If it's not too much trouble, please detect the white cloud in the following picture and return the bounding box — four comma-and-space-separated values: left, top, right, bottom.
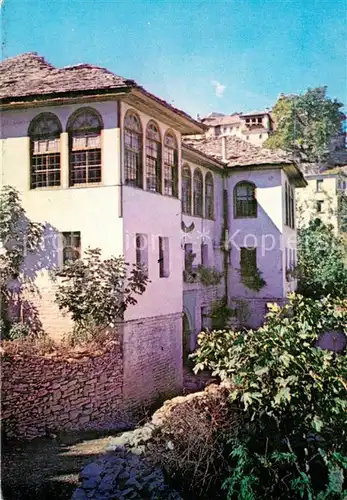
212, 80, 226, 98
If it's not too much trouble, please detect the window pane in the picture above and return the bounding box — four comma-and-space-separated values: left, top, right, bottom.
240, 247, 257, 275
62, 231, 81, 264
182, 166, 192, 214
193, 170, 203, 216
235, 182, 257, 217
159, 236, 170, 278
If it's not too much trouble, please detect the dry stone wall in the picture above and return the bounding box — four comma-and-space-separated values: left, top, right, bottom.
1, 339, 128, 440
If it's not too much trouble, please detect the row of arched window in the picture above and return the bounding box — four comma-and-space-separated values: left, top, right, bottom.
29, 108, 103, 189
181, 165, 214, 219
124, 110, 178, 197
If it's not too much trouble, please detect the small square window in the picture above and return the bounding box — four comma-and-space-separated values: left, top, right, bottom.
316, 200, 324, 213
316, 179, 323, 192
62, 232, 81, 264
240, 247, 257, 276
184, 243, 194, 273
201, 243, 209, 266
136, 233, 148, 275
159, 236, 170, 278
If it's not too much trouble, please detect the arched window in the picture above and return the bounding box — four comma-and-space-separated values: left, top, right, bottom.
182, 164, 192, 214
234, 181, 257, 218
68, 108, 102, 186
124, 110, 143, 188
193, 168, 203, 217
29, 113, 62, 189
163, 131, 178, 197
205, 172, 214, 219
146, 121, 161, 193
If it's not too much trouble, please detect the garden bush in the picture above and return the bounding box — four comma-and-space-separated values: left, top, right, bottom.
147, 387, 242, 499
191, 294, 347, 499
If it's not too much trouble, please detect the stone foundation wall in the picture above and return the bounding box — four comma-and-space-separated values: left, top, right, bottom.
1, 339, 127, 440
2, 312, 185, 440
122, 312, 183, 408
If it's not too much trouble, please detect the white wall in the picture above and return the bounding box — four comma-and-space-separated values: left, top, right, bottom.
120, 102, 183, 320
296, 176, 339, 233
227, 168, 285, 300
1, 101, 124, 338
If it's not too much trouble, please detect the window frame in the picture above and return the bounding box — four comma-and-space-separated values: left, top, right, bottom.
61, 231, 81, 265
135, 233, 148, 276
316, 200, 324, 213
146, 121, 162, 193
28, 112, 62, 190
205, 172, 214, 219
159, 236, 170, 278
193, 168, 203, 217
124, 110, 143, 188
67, 107, 103, 187
201, 243, 209, 266
163, 131, 178, 197
240, 247, 257, 277
234, 181, 257, 218
316, 179, 324, 192
182, 164, 192, 214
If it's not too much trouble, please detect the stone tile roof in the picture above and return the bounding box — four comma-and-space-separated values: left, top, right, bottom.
183, 135, 291, 167
201, 113, 242, 126
0, 53, 204, 133
0, 53, 135, 100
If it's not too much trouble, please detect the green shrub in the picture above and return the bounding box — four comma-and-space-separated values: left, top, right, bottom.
7, 322, 31, 340
55, 248, 149, 344
148, 388, 241, 500
192, 294, 347, 499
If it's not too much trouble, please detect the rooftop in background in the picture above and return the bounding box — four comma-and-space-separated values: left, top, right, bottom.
184, 134, 289, 167
0, 52, 204, 134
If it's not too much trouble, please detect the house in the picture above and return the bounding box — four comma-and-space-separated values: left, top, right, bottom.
0, 52, 306, 406
296, 166, 347, 234
184, 134, 307, 328
200, 109, 273, 146
0, 52, 206, 404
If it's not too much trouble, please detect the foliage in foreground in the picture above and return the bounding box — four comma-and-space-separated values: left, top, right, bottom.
148, 388, 241, 500
55, 248, 149, 344
192, 294, 347, 499
297, 218, 347, 299
264, 87, 343, 162
0, 186, 44, 339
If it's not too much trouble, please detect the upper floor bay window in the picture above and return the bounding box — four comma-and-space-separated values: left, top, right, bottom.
29, 113, 62, 189
234, 181, 257, 218
124, 110, 143, 188
205, 172, 214, 219
68, 108, 102, 186
163, 131, 178, 197
182, 164, 192, 214
193, 168, 203, 217
146, 121, 162, 193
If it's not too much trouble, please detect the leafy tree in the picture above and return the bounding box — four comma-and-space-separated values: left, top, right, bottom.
296, 218, 347, 298
55, 248, 150, 344
0, 185, 43, 285
337, 191, 347, 234
192, 294, 347, 499
264, 87, 343, 162
0, 186, 43, 338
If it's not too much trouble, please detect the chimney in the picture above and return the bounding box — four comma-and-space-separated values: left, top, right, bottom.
221, 135, 227, 161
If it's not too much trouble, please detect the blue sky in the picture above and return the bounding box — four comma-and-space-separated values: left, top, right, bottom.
1, 0, 346, 117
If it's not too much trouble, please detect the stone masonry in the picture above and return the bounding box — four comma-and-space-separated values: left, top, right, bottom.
1, 339, 127, 440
